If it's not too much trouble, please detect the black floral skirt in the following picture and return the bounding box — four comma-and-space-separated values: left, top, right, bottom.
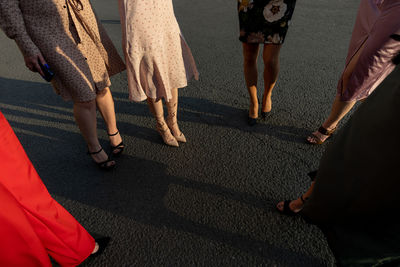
238, 0, 297, 44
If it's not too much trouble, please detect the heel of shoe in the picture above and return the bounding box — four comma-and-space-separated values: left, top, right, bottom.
107, 131, 125, 157
87, 147, 115, 170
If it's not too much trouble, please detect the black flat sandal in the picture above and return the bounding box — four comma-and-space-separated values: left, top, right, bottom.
87, 148, 115, 170
108, 131, 125, 157
278, 195, 308, 216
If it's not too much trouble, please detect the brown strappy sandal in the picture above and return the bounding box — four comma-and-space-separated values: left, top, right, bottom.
306, 126, 337, 145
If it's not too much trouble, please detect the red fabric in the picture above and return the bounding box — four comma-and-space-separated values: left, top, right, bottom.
0, 111, 95, 267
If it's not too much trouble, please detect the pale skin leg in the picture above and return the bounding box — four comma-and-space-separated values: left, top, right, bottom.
95, 87, 123, 154
307, 41, 367, 143
73, 100, 115, 167
242, 43, 260, 119
262, 44, 281, 113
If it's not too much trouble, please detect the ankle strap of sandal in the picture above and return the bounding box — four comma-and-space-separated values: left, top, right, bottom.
300, 195, 308, 203
318, 126, 336, 136
87, 147, 103, 155
108, 131, 119, 137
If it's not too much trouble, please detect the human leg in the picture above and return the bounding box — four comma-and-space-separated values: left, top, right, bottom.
242, 43, 260, 121
261, 44, 282, 116
96, 87, 124, 155
276, 181, 316, 215
307, 41, 366, 144
166, 87, 186, 143
73, 100, 115, 168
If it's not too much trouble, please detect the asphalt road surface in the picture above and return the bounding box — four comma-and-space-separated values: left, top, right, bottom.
0, 0, 361, 266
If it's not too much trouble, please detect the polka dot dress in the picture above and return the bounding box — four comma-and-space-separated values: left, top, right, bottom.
0, 0, 126, 102
118, 0, 199, 102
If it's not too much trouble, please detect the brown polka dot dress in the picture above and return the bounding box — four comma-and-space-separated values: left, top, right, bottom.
0, 0, 126, 102
118, 0, 199, 102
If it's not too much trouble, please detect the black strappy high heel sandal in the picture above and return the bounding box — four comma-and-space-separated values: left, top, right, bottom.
87, 148, 115, 170
278, 195, 308, 216
108, 131, 125, 157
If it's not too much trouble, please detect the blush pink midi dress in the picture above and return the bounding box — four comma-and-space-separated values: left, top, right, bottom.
118, 0, 199, 102
338, 0, 400, 101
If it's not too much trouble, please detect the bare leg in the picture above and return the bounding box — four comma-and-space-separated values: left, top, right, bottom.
147, 98, 178, 147
166, 88, 186, 142
73, 101, 115, 167
307, 41, 367, 144
96, 87, 123, 154
262, 44, 281, 113
242, 43, 260, 119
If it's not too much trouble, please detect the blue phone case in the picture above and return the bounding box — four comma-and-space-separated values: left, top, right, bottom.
39, 61, 55, 82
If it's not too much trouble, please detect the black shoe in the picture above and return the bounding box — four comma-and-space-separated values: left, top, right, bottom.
247, 116, 258, 126
277, 195, 307, 216
91, 237, 111, 258
87, 148, 115, 170
261, 111, 270, 120
108, 131, 125, 157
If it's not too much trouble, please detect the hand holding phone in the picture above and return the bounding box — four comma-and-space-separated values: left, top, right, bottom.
23, 53, 54, 82
38, 61, 55, 82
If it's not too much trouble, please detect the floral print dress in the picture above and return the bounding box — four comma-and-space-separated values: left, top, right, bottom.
238, 0, 297, 44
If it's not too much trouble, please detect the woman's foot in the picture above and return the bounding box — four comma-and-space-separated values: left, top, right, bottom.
87, 146, 115, 170
157, 121, 179, 147
92, 243, 99, 254
248, 101, 259, 119
108, 131, 125, 156
261, 94, 272, 120
262, 94, 272, 112
90, 237, 110, 258
306, 125, 337, 145
276, 195, 307, 216
166, 117, 186, 143
247, 101, 259, 126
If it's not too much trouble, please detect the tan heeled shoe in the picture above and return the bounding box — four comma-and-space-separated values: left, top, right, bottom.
156, 122, 179, 147
166, 117, 186, 143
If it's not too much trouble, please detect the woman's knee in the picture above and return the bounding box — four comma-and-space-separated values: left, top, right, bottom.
74, 100, 96, 110
263, 53, 279, 68
97, 87, 110, 98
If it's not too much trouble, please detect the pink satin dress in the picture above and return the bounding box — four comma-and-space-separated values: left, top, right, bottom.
338, 0, 400, 101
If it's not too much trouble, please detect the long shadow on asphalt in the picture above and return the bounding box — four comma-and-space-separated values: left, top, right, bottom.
0, 76, 312, 146
110, 91, 311, 144
0, 77, 159, 144
0, 77, 325, 265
